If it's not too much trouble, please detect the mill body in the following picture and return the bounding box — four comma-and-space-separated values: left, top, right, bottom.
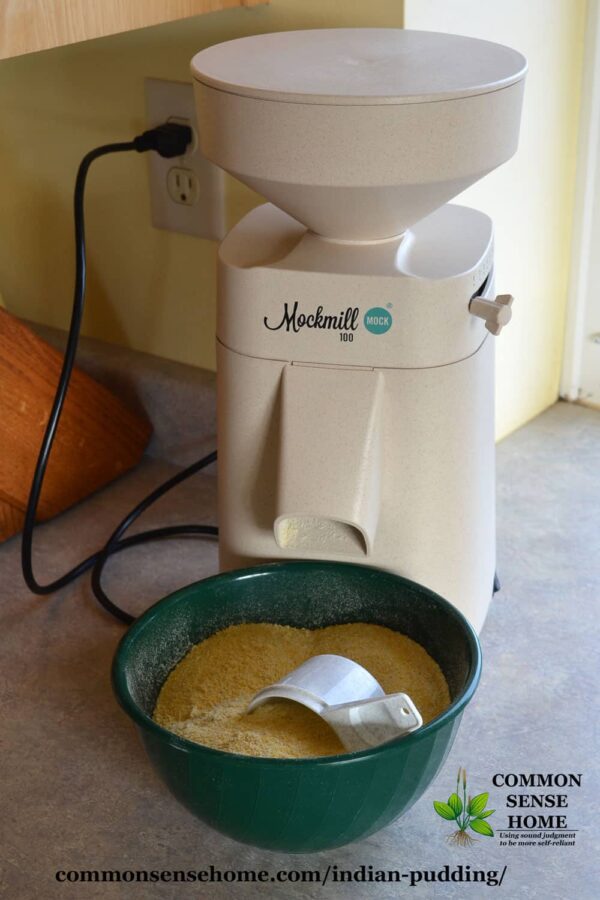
191, 29, 527, 630
217, 202, 498, 630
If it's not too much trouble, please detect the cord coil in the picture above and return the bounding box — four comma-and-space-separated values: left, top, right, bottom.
21, 126, 218, 625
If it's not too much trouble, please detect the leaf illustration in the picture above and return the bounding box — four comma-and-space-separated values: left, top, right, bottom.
479, 809, 495, 819
448, 793, 463, 816
468, 792, 489, 817
470, 818, 494, 837
433, 801, 457, 821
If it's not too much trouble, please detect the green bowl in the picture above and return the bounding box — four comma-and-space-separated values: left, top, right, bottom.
112, 561, 481, 852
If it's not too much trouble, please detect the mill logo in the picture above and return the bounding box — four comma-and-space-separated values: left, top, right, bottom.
263, 301, 393, 336
264, 301, 359, 333
363, 307, 392, 334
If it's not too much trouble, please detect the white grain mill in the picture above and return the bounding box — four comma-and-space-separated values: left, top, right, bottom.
191, 29, 527, 630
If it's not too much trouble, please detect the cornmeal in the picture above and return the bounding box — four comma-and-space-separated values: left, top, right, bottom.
153, 623, 450, 758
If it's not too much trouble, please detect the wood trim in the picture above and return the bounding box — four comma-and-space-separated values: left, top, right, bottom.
0, 0, 265, 60
560, 0, 600, 401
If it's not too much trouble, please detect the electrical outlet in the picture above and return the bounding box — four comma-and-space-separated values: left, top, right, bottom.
167, 167, 200, 205
144, 78, 226, 239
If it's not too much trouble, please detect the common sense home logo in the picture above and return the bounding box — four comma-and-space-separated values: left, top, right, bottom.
434, 769, 496, 847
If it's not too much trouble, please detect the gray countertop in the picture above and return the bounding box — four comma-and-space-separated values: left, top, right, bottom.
1, 351, 598, 899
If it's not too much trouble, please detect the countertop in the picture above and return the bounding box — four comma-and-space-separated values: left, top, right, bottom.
1, 337, 598, 899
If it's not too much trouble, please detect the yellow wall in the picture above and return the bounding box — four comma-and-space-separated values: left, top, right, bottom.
0, 1, 587, 438
404, 0, 587, 438
0, 1, 404, 372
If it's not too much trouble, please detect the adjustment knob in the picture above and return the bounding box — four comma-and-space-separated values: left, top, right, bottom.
469, 294, 514, 336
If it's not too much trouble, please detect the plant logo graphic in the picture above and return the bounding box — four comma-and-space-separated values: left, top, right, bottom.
434, 768, 495, 846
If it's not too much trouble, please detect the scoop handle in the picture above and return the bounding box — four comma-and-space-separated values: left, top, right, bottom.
322, 692, 423, 752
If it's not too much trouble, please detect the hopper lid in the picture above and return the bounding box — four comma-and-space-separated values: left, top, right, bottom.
191, 28, 527, 106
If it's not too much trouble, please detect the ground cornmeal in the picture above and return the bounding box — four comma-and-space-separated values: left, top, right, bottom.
153, 623, 450, 758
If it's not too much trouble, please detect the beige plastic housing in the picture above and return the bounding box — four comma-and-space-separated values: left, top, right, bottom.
214, 202, 498, 631
191, 29, 526, 239
190, 29, 527, 630
217, 336, 496, 632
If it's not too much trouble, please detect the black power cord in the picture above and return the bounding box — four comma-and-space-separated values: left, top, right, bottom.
21, 123, 218, 626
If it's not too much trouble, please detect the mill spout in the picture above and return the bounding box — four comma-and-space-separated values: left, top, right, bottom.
274, 364, 384, 557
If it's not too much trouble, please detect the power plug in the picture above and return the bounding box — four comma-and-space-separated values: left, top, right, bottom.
144, 78, 226, 240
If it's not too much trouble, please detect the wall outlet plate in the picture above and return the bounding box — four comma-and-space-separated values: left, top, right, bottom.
144, 77, 226, 240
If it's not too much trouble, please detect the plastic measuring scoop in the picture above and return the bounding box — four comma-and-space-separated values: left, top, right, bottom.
247, 654, 423, 752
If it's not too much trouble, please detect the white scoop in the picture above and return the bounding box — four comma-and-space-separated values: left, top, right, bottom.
247, 654, 423, 753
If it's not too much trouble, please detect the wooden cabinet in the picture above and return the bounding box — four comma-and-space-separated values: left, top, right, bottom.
0, 0, 265, 60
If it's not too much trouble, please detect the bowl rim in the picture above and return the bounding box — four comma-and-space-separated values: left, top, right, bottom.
112, 560, 482, 765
